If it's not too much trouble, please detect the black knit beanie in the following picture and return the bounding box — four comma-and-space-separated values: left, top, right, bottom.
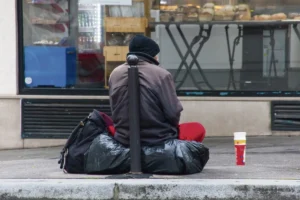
129, 35, 160, 57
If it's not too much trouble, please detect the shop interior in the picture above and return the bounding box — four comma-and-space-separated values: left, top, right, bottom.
20, 0, 300, 95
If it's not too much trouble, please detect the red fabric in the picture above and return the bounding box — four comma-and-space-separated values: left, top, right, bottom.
178, 122, 206, 143
99, 112, 115, 135
100, 112, 205, 143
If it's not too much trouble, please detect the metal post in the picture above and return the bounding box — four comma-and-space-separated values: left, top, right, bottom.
127, 55, 142, 174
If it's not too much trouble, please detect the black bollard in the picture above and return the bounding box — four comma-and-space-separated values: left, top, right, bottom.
127, 54, 142, 174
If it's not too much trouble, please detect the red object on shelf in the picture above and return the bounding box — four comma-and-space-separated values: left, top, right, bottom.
78, 53, 105, 83
33, 24, 66, 33
27, 1, 65, 13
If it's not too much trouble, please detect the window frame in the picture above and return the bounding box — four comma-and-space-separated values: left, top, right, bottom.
17, 0, 300, 97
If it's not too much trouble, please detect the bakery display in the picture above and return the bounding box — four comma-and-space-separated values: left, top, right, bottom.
271, 13, 287, 20
288, 13, 300, 19
174, 13, 185, 22
185, 6, 199, 21
203, 3, 215, 9
253, 14, 271, 21
288, 13, 300, 20
160, 12, 171, 22
158, 2, 296, 23
214, 5, 235, 21
235, 4, 251, 21
199, 8, 214, 22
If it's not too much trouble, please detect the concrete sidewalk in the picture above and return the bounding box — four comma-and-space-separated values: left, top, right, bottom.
0, 136, 299, 179
0, 136, 299, 199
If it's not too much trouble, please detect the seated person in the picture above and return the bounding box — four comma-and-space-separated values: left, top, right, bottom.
106, 35, 205, 146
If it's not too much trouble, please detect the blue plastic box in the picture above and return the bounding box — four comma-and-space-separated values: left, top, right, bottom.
24, 46, 77, 88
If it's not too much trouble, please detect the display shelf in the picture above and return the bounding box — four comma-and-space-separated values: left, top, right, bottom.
103, 61, 124, 89
105, 17, 148, 33
104, 46, 128, 62
31, 23, 66, 33
26, 0, 56, 5
149, 20, 300, 26
103, 0, 151, 88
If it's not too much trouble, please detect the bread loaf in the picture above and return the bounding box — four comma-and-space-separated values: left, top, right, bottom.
214, 5, 235, 21
203, 3, 215, 9
236, 4, 251, 21
253, 14, 271, 21
271, 13, 287, 20
288, 13, 300, 19
199, 8, 214, 21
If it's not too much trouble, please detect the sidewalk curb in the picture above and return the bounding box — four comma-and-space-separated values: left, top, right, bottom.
0, 179, 299, 200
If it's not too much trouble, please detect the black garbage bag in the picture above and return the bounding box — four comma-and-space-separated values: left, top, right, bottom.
85, 135, 209, 175
84, 134, 130, 174
142, 139, 209, 175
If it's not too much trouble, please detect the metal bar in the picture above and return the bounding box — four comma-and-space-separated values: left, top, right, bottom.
176, 25, 214, 90
172, 25, 202, 89
269, 29, 278, 79
149, 21, 300, 26
225, 25, 242, 90
165, 24, 202, 90
127, 55, 142, 174
293, 24, 300, 41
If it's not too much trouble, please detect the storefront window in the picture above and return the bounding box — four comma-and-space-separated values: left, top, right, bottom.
19, 0, 300, 96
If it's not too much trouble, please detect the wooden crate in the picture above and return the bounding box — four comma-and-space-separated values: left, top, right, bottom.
104, 61, 124, 88
105, 17, 148, 33
103, 46, 129, 62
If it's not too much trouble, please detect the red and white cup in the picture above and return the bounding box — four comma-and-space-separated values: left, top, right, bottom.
234, 132, 246, 166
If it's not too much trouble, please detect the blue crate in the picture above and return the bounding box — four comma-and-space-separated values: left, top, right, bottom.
24, 46, 77, 88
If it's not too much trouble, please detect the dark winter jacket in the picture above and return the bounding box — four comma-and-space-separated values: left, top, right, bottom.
108, 53, 183, 146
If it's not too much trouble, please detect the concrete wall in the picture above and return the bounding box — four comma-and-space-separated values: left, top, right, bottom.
0, 96, 300, 150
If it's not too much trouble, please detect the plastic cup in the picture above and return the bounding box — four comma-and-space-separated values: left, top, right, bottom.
234, 132, 246, 166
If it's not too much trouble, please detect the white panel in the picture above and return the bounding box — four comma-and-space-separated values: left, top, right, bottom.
0, 0, 17, 95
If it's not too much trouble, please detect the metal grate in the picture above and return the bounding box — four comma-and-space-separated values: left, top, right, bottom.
271, 101, 300, 131
21, 99, 111, 139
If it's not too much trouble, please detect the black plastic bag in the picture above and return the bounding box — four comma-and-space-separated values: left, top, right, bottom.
85, 135, 209, 175
84, 134, 130, 174
142, 139, 209, 174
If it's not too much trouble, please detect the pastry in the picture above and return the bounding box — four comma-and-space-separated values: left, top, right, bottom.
253, 14, 271, 21
186, 12, 199, 21
235, 4, 251, 21
294, 16, 300, 20
271, 13, 287, 20
214, 5, 235, 21
288, 13, 300, 19
189, 6, 198, 13
176, 6, 185, 13
174, 13, 185, 22
199, 8, 214, 21
160, 12, 171, 22
203, 3, 215, 9
183, 5, 199, 21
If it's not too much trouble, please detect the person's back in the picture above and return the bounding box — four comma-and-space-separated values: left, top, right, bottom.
109, 35, 183, 145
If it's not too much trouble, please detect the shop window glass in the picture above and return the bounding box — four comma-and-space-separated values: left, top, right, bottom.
20, 0, 300, 95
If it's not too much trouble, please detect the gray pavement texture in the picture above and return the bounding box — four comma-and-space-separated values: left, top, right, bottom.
0, 136, 299, 179
1, 179, 300, 200
0, 136, 300, 200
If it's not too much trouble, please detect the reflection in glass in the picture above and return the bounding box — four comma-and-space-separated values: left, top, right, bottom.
21, 0, 300, 94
